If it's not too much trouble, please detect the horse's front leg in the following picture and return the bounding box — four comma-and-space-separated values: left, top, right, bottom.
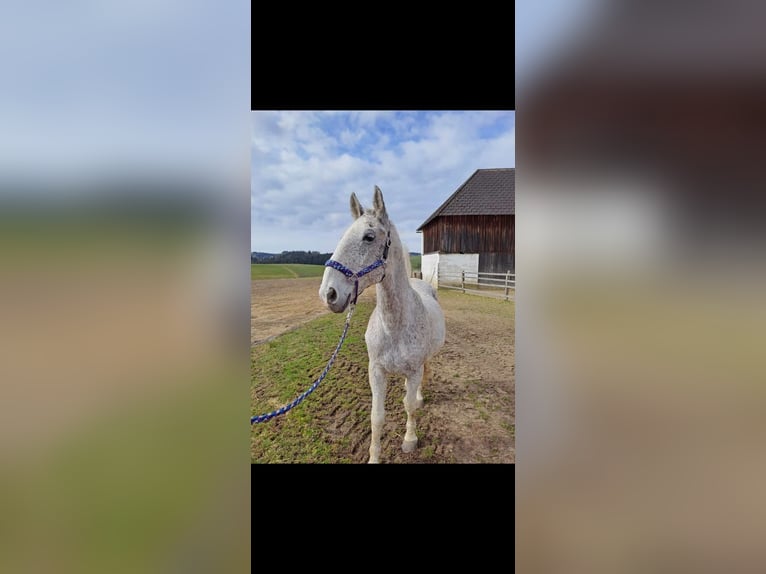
368, 361, 387, 464
402, 364, 424, 453
417, 360, 430, 408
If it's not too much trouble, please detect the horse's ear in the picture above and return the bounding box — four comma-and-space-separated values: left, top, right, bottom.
372, 185, 388, 223
350, 193, 364, 219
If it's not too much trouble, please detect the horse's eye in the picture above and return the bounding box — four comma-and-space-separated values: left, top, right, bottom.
363, 232, 375, 243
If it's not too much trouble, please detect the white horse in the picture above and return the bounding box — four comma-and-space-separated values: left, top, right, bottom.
320, 186, 445, 463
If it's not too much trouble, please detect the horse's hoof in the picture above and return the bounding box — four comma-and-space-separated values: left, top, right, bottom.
415, 398, 424, 409
402, 438, 418, 453
368, 458, 379, 464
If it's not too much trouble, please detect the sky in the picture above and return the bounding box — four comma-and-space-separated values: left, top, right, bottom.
251, 111, 515, 254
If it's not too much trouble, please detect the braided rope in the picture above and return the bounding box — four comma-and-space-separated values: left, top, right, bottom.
251, 303, 356, 424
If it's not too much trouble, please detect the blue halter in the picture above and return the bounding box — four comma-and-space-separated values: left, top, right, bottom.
325, 230, 391, 305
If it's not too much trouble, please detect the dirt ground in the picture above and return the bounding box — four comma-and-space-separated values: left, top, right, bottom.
252, 277, 515, 463
251, 277, 377, 345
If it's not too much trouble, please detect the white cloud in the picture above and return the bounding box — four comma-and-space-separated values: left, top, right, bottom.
339, 129, 363, 147
347, 111, 387, 128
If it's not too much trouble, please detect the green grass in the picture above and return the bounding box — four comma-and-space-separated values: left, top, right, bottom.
251, 301, 375, 463
251, 263, 327, 280
252, 259, 420, 280
437, 288, 516, 317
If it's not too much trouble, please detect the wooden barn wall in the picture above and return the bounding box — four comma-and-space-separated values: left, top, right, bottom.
478, 252, 515, 274
423, 214, 514, 256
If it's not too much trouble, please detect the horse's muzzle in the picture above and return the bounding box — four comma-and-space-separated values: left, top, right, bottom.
321, 286, 350, 313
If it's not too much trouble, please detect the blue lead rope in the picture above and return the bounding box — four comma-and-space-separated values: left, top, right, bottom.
251, 303, 356, 424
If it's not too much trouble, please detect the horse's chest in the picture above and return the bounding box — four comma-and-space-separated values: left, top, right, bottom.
365, 323, 427, 376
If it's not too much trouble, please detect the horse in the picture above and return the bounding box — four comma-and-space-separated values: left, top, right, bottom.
319, 186, 446, 463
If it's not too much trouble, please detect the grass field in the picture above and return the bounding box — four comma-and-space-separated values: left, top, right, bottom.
410, 254, 421, 272
251, 264, 326, 280
253, 259, 420, 280
251, 301, 375, 463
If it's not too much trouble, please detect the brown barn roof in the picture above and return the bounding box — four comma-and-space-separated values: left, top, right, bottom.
417, 168, 515, 231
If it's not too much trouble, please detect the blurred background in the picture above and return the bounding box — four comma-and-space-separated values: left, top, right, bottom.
0, 2, 250, 572
517, 0, 766, 571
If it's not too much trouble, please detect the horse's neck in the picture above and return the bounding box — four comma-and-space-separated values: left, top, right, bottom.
375, 232, 415, 327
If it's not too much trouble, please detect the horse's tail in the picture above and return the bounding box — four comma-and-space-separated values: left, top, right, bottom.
401, 242, 412, 277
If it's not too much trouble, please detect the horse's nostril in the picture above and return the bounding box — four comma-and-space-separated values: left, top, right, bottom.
327, 287, 337, 303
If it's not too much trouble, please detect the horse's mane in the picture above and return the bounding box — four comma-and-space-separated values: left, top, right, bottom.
384, 218, 411, 278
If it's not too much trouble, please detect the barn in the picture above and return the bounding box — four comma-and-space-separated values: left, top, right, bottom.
417, 168, 515, 287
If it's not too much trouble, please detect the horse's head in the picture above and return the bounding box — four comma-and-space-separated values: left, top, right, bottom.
320, 186, 391, 313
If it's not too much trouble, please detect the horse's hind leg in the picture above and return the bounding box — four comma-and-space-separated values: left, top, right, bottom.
402, 365, 424, 453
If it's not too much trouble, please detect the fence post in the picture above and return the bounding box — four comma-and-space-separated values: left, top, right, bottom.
504, 270, 510, 301
461, 270, 465, 293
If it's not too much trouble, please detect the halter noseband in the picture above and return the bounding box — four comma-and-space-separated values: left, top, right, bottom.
325, 230, 391, 305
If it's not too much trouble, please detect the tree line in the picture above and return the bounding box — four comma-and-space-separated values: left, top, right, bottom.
251, 250, 332, 265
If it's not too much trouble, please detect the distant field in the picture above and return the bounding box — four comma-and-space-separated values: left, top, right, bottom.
252, 259, 420, 281
251, 264, 326, 280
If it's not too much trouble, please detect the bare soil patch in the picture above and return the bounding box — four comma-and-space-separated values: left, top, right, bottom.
251, 277, 377, 345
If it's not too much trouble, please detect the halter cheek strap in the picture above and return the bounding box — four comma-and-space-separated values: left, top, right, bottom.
325, 231, 391, 305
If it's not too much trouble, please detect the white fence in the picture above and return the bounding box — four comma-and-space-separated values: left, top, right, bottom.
437, 269, 515, 301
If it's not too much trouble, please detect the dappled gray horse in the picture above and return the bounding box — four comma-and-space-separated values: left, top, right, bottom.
320, 186, 445, 463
